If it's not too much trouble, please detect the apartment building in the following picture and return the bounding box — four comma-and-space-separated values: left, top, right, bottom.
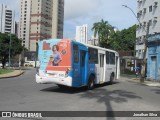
52, 0, 64, 39
18, 0, 31, 48
76, 24, 88, 44
136, 0, 160, 59
0, 4, 15, 34
19, 0, 64, 51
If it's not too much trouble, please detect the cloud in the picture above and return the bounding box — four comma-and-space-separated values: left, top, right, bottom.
64, 0, 101, 20
64, 0, 137, 38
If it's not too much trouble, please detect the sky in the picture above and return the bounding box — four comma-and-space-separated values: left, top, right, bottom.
0, 0, 137, 39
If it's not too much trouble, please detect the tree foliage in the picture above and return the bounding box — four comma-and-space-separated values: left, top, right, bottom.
111, 25, 136, 51
92, 19, 115, 48
0, 33, 24, 68
92, 20, 136, 51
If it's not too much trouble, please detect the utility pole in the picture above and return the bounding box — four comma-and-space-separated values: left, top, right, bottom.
122, 5, 149, 82
140, 22, 149, 82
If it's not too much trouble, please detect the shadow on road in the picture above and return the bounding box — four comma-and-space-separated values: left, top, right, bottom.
151, 89, 160, 94
40, 81, 142, 119
40, 81, 119, 94
79, 88, 142, 120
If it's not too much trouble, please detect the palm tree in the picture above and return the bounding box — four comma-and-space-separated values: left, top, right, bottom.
92, 19, 114, 48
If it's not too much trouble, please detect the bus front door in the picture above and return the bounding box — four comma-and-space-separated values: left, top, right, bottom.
80, 50, 86, 85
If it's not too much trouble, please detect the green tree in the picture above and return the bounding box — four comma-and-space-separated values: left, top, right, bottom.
0, 33, 24, 68
110, 25, 136, 51
92, 19, 114, 48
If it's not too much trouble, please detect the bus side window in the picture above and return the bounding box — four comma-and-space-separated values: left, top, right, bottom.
106, 51, 109, 64
73, 44, 79, 63
88, 48, 98, 64
110, 52, 115, 65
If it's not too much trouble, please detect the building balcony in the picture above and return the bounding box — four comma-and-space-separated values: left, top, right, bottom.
148, 33, 160, 43
5, 17, 12, 21
136, 39, 145, 45
5, 21, 12, 24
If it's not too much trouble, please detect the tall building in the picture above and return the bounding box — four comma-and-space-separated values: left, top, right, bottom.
136, 0, 160, 59
76, 24, 88, 44
0, 4, 15, 34
19, 0, 64, 51
18, 0, 31, 48
52, 0, 64, 39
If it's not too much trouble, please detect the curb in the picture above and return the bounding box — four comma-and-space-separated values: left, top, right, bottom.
127, 79, 160, 87
0, 71, 25, 79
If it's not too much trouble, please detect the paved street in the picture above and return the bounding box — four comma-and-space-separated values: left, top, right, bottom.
0, 68, 160, 120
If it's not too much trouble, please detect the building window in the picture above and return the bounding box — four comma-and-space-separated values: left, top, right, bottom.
149, 20, 152, 26
149, 6, 152, 12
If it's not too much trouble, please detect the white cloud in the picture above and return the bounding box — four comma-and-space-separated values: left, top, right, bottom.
64, 0, 101, 20
64, 0, 137, 28
64, 0, 137, 38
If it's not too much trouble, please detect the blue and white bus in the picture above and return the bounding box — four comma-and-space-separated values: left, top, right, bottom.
36, 39, 120, 89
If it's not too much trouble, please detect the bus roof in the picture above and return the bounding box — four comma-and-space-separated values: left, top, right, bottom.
71, 40, 119, 55
39, 39, 119, 55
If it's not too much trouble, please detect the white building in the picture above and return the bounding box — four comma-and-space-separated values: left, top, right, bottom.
88, 35, 99, 45
76, 24, 88, 44
0, 4, 15, 34
19, 0, 64, 51
136, 0, 160, 59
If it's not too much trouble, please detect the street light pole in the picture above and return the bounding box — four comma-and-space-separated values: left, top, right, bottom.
122, 5, 149, 82
9, 33, 11, 67
122, 5, 147, 33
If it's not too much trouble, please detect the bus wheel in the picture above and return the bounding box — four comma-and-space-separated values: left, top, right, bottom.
87, 75, 94, 90
109, 74, 114, 85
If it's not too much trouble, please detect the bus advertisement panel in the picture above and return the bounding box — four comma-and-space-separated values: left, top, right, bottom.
36, 39, 72, 86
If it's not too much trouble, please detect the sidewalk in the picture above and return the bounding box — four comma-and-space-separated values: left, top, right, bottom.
0, 70, 24, 79
121, 74, 160, 87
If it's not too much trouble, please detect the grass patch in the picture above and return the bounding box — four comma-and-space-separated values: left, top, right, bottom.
0, 69, 14, 75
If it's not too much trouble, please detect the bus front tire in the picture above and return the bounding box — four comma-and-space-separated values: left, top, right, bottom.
87, 75, 95, 90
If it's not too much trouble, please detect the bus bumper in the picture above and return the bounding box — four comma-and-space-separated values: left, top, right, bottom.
36, 74, 72, 87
